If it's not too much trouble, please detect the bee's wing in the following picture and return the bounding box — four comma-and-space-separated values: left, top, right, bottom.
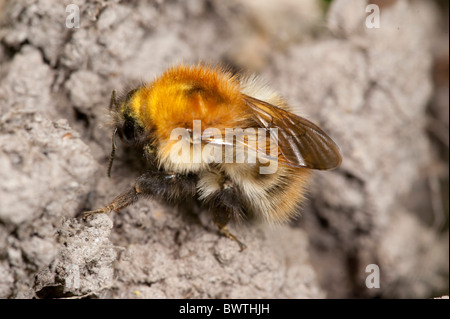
241, 95, 342, 170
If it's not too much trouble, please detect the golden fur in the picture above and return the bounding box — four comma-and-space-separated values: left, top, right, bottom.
128, 64, 313, 224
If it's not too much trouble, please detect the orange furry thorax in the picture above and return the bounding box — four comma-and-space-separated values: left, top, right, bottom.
128, 65, 247, 142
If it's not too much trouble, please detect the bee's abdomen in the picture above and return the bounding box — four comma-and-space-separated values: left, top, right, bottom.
202, 164, 311, 224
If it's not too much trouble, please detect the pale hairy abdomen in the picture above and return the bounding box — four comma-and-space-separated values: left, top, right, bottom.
223, 163, 311, 224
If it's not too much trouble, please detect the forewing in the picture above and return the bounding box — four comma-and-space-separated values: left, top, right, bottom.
243, 95, 342, 170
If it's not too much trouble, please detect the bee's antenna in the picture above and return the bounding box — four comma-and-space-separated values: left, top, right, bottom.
109, 90, 117, 110
107, 127, 118, 178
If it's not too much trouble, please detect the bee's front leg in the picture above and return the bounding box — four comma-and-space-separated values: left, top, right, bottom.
83, 171, 197, 219
83, 188, 138, 219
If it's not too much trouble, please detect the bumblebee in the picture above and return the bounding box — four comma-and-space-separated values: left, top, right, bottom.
83, 64, 342, 251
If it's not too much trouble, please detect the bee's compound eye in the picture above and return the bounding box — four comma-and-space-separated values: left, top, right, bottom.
121, 118, 136, 143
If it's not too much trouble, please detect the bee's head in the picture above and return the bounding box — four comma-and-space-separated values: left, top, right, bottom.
109, 89, 148, 146
107, 89, 149, 177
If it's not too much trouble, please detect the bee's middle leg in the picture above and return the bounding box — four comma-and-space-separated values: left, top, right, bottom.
209, 181, 247, 251
213, 210, 247, 252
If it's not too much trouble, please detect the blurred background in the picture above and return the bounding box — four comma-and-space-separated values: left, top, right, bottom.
0, 0, 448, 298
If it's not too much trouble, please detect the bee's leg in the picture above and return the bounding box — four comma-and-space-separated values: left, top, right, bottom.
83, 188, 138, 219
213, 209, 247, 252
83, 171, 197, 219
209, 181, 247, 251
